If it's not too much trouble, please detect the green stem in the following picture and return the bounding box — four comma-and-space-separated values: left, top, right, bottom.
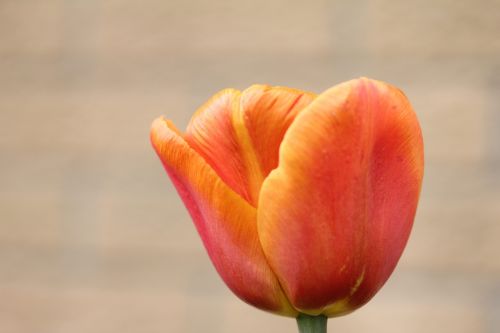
296, 313, 327, 333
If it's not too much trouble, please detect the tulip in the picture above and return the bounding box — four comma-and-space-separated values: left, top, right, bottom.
151, 78, 424, 332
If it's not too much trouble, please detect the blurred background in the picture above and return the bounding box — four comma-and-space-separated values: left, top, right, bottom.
1, 0, 499, 332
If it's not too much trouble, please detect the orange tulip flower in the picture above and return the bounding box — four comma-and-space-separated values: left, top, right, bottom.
151, 78, 424, 330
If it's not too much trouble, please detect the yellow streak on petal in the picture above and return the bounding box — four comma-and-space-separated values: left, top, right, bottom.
231, 93, 265, 206
321, 299, 351, 317
322, 268, 366, 317
350, 269, 365, 295
297, 268, 366, 317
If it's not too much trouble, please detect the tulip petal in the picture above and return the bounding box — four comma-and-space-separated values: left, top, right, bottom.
257, 78, 424, 315
184, 89, 253, 203
238, 85, 316, 178
185, 86, 315, 206
151, 117, 296, 316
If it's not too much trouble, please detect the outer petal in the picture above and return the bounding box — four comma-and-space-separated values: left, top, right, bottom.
151, 117, 296, 316
257, 78, 424, 315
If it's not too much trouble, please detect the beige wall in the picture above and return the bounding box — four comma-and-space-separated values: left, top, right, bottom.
1, 0, 499, 332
